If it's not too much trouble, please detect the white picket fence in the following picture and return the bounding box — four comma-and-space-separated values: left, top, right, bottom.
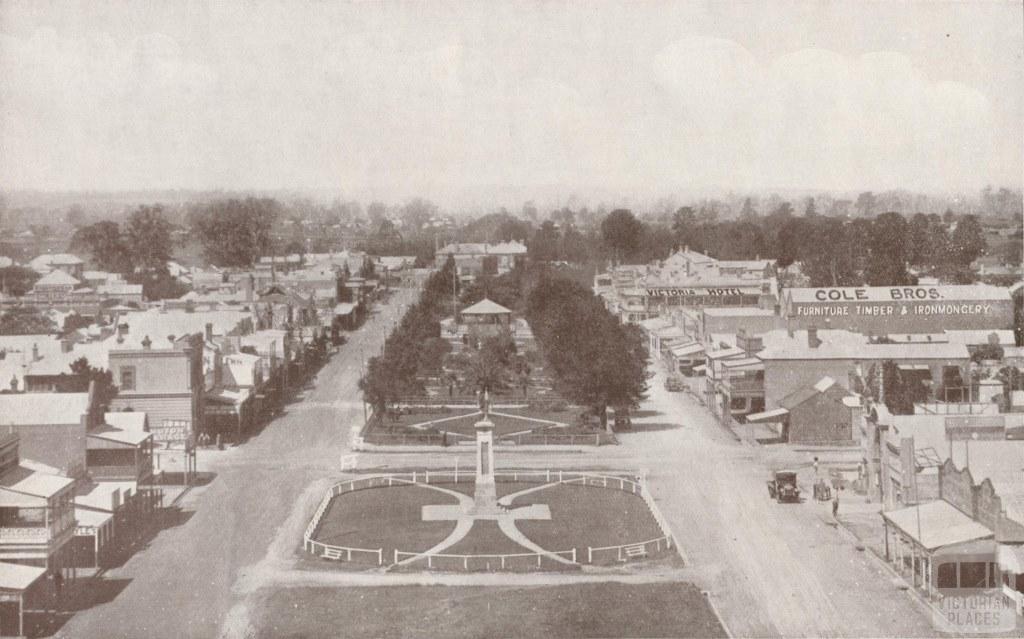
394, 548, 577, 571
302, 470, 675, 568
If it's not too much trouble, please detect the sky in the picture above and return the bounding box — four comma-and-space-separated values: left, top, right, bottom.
0, 1, 1021, 206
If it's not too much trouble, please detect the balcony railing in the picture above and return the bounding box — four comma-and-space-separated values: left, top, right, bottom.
0, 526, 50, 543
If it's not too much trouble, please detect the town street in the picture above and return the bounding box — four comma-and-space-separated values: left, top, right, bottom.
58, 289, 934, 639
630, 369, 937, 638
55, 286, 418, 639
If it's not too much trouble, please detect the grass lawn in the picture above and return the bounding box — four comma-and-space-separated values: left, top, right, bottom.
512, 484, 668, 560
313, 485, 457, 556
443, 520, 531, 555
374, 408, 479, 431
255, 582, 726, 638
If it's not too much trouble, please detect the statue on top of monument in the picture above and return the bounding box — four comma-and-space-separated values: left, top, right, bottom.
479, 388, 490, 417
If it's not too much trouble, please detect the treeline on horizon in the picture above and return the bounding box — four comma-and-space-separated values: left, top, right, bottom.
5, 188, 1021, 297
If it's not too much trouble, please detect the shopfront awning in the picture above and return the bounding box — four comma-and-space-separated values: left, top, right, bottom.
207, 388, 252, 405
692, 365, 707, 374
745, 408, 789, 423
883, 500, 993, 551
0, 563, 46, 592
670, 342, 705, 357
722, 357, 764, 372
88, 428, 151, 448
74, 507, 113, 532
654, 326, 686, 339
0, 489, 46, 508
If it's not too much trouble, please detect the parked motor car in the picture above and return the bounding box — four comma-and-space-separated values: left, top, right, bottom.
767, 470, 801, 503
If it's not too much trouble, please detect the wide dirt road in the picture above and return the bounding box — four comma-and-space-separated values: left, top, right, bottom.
56, 287, 417, 639
626, 365, 937, 638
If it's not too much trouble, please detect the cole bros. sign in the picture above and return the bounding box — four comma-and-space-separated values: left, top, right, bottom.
796, 287, 995, 318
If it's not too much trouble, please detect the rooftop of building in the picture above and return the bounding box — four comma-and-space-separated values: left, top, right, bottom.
703, 307, 777, 317
436, 241, 527, 255
460, 298, 512, 315
34, 269, 81, 287
111, 308, 252, 350
0, 462, 75, 500
0, 392, 89, 426
757, 329, 970, 361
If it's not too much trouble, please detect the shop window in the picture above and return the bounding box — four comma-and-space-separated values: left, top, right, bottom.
959, 562, 988, 588
936, 562, 958, 588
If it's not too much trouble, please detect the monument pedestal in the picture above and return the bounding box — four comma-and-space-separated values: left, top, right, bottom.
471, 415, 502, 515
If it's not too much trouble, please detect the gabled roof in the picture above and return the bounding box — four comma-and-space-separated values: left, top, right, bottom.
461, 298, 512, 315
34, 269, 81, 287
779, 376, 852, 410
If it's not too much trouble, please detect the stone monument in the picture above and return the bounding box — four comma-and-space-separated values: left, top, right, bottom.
471, 390, 499, 514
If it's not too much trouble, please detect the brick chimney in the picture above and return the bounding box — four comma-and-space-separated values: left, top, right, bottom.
807, 326, 822, 349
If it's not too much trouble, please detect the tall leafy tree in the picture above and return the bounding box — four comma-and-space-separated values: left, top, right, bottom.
525, 273, 646, 431
671, 206, 705, 251
949, 214, 986, 266
802, 218, 860, 286
70, 221, 133, 273
529, 220, 560, 263
906, 213, 931, 266
189, 198, 279, 267
0, 266, 40, 296
125, 205, 174, 271
600, 209, 643, 261
865, 212, 913, 285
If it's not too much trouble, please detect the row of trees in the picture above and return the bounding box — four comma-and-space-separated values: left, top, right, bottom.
358, 258, 458, 414
71, 205, 174, 273
600, 207, 991, 287
70, 205, 188, 300
525, 272, 647, 431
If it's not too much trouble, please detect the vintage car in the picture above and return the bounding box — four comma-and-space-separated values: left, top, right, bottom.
767, 470, 801, 503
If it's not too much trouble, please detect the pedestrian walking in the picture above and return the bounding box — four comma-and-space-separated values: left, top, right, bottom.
832, 488, 840, 518
812, 456, 819, 477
